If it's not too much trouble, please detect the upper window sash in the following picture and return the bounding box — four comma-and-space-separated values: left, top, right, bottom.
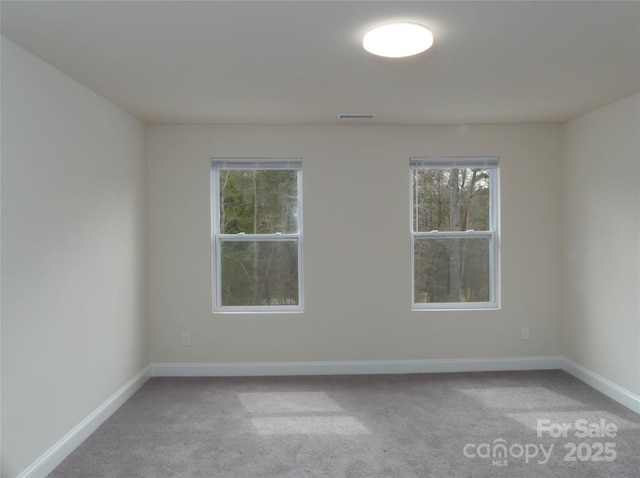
410, 158, 499, 235
212, 161, 302, 236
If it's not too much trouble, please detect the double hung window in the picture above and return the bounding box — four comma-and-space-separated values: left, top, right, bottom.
411, 157, 499, 309
211, 159, 303, 312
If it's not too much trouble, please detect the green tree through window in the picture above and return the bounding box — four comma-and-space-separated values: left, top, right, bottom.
212, 160, 303, 311
411, 158, 499, 308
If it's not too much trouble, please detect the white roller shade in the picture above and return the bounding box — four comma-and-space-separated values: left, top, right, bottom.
410, 157, 499, 168
211, 158, 302, 170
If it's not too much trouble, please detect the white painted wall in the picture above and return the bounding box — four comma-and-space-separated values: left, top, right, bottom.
147, 124, 563, 364
1, 38, 148, 477
562, 93, 640, 395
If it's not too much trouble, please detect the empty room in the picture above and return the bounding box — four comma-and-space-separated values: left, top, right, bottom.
1, 1, 639, 477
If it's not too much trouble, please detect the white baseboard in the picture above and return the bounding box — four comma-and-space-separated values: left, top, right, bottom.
152, 356, 640, 414
151, 355, 563, 377
561, 358, 640, 414
17, 366, 151, 478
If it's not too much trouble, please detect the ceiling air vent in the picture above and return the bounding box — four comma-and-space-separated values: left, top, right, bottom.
337, 113, 375, 120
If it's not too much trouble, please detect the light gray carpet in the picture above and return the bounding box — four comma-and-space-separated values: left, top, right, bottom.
49, 371, 639, 478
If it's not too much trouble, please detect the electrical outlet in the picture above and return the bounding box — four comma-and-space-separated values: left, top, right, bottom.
182, 333, 191, 347
521, 327, 530, 340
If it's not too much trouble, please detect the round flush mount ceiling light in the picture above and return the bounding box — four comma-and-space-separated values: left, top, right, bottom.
363, 22, 433, 58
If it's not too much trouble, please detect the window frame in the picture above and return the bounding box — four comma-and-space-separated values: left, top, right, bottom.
410, 157, 500, 310
211, 158, 304, 313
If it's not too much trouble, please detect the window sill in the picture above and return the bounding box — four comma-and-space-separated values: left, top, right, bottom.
411, 304, 500, 312
213, 308, 304, 315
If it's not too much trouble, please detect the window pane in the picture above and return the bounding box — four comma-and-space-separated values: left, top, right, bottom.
413, 168, 490, 232
414, 237, 490, 303
220, 240, 299, 306
219, 170, 298, 234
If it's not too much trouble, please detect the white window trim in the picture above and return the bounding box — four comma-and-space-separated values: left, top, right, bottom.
410, 157, 500, 310
211, 158, 304, 313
